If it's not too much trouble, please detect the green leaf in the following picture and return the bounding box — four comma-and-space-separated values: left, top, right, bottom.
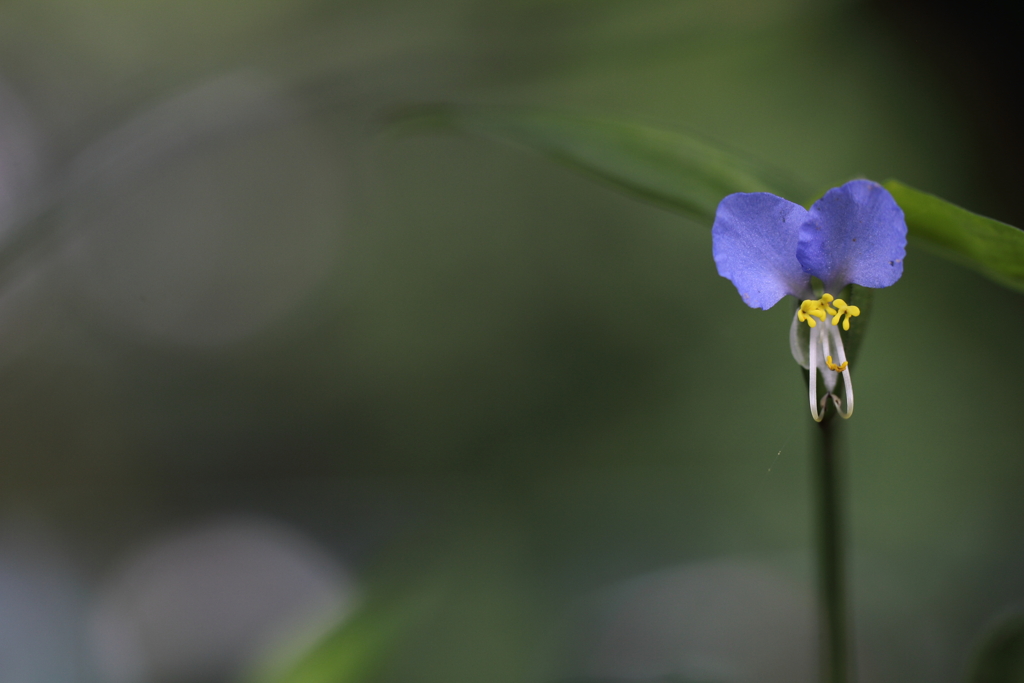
388, 105, 812, 222
250, 585, 437, 683
966, 611, 1024, 683
388, 107, 1024, 295
553, 677, 724, 683
884, 180, 1024, 294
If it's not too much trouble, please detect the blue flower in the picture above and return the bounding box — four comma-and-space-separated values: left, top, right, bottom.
712, 179, 907, 421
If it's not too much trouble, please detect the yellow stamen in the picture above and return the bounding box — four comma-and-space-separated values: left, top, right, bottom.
798, 294, 839, 329
829, 299, 861, 331
796, 308, 817, 327
825, 355, 848, 372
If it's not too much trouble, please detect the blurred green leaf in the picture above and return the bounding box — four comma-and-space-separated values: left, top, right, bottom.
252, 585, 436, 683
554, 678, 723, 683
391, 107, 1024, 296
884, 180, 1024, 294
967, 611, 1024, 683
389, 105, 811, 222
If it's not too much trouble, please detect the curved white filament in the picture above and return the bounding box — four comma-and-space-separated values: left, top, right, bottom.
806, 322, 856, 422
829, 324, 854, 419
808, 325, 824, 422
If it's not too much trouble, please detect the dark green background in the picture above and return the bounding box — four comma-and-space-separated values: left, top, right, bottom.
0, 1, 1021, 682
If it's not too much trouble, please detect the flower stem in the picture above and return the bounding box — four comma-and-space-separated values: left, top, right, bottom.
815, 416, 853, 683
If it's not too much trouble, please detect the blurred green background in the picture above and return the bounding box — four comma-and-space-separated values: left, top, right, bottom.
0, 1, 1022, 682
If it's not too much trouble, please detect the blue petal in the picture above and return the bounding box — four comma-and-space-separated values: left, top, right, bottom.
712, 193, 811, 309
796, 180, 907, 292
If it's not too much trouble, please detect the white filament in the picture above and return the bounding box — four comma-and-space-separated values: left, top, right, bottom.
805, 322, 855, 422
808, 325, 824, 422
829, 324, 854, 419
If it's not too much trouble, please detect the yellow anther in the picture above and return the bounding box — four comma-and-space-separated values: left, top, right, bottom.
798, 295, 837, 329
796, 308, 817, 327
825, 355, 848, 372
829, 299, 862, 331
800, 300, 825, 318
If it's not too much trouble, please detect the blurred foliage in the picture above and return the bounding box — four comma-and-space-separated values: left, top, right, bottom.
393, 106, 1024, 299
967, 612, 1024, 683
388, 105, 811, 221
253, 583, 436, 683
0, 2, 1022, 683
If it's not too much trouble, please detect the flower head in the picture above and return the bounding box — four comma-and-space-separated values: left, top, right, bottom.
712, 179, 907, 421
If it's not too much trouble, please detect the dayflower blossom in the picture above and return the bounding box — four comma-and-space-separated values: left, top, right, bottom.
712, 179, 907, 421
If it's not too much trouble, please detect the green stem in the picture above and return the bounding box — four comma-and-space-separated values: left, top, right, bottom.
815, 416, 853, 683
